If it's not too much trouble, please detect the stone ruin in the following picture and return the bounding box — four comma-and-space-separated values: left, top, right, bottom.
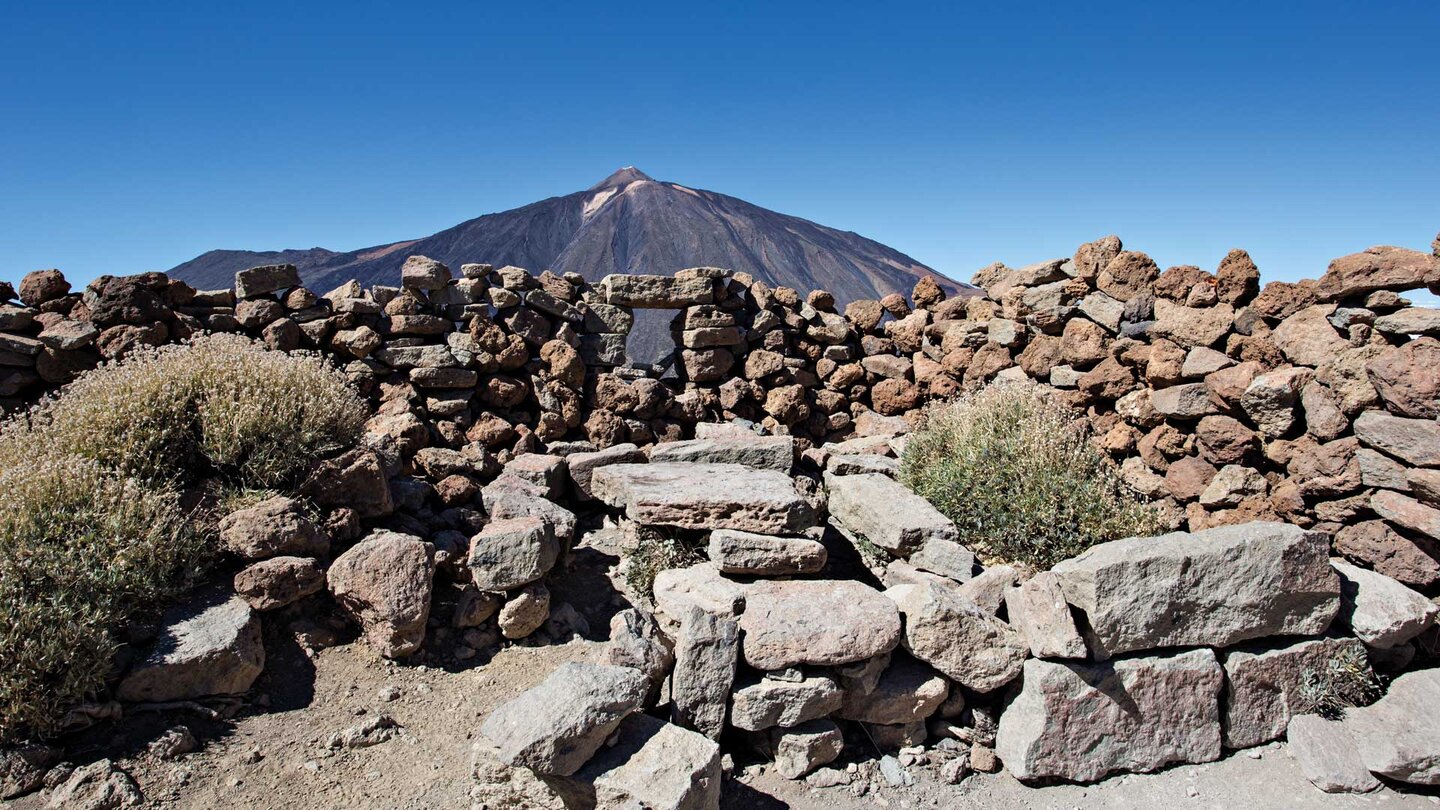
2, 232, 1439, 806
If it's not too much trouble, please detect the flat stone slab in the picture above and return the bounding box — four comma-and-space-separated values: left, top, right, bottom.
1332, 559, 1439, 648
1288, 714, 1381, 794
826, 472, 961, 557
592, 463, 813, 533
117, 589, 264, 703
730, 674, 842, 732
600, 274, 714, 307
479, 662, 648, 777
740, 579, 901, 670
707, 529, 826, 576
885, 579, 1028, 693
1051, 521, 1339, 656
565, 713, 721, 810
995, 649, 1224, 783
648, 435, 795, 471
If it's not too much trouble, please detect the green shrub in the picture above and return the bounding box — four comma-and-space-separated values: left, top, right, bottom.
0, 333, 368, 489
0, 334, 366, 740
0, 456, 204, 739
899, 383, 1163, 570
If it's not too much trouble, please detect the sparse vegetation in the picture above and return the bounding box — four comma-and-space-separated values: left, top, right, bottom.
0, 456, 203, 739
624, 525, 705, 599
0, 335, 365, 740
900, 382, 1163, 570
1296, 645, 1385, 720
0, 334, 368, 489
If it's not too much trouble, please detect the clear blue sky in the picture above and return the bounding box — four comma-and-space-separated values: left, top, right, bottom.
3, 1, 1438, 289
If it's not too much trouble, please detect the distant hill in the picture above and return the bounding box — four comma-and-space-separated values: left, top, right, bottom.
168, 167, 970, 360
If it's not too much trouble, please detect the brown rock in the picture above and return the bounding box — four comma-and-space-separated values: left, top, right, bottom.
1316, 246, 1440, 302
872, 378, 922, 415
18, 269, 70, 307
218, 496, 328, 561
1366, 337, 1440, 419
234, 556, 325, 611
1059, 318, 1108, 368
1271, 305, 1347, 367
327, 531, 435, 658
1335, 520, 1440, 589
1077, 357, 1135, 401
1166, 456, 1218, 502
1072, 235, 1123, 281
1153, 265, 1213, 302
1215, 249, 1261, 305
912, 277, 946, 309
1097, 251, 1160, 301
1252, 279, 1318, 321
1195, 415, 1259, 465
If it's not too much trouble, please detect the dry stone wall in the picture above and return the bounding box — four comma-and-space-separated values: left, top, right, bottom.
4, 237, 1438, 580
4, 233, 1440, 802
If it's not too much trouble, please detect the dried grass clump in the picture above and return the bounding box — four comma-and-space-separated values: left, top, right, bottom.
899, 382, 1163, 570
0, 334, 367, 489
0, 456, 203, 740
0, 334, 365, 740
1296, 645, 1385, 720
623, 525, 705, 599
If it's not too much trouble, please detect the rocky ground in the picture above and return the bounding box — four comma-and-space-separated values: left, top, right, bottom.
12, 637, 1437, 810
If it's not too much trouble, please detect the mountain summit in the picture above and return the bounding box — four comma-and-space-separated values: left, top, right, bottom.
168, 168, 965, 359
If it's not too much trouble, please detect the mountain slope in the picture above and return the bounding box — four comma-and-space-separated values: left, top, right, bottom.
169, 168, 967, 359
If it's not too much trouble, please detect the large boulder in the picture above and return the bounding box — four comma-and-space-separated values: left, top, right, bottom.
1050, 522, 1339, 656
480, 662, 649, 777
117, 590, 264, 702
995, 649, 1224, 783
1221, 637, 1367, 749
327, 531, 434, 658
826, 472, 962, 558
739, 579, 901, 670
885, 579, 1028, 692
600, 274, 714, 307
1343, 668, 1440, 785
592, 463, 813, 533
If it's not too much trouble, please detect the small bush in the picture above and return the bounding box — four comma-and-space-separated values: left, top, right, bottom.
1296, 645, 1385, 720
0, 334, 368, 489
0, 456, 204, 739
899, 383, 1163, 569
0, 334, 366, 740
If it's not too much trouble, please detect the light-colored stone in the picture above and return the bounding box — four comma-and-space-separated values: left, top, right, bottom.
885, 579, 1027, 692
764, 720, 844, 780
1353, 411, 1440, 466
739, 579, 901, 670
566, 443, 646, 500
707, 529, 826, 576
1287, 714, 1381, 794
1332, 559, 1438, 648
600, 274, 714, 308
995, 649, 1223, 783
117, 590, 264, 702
826, 472, 959, 557
467, 516, 559, 591
566, 713, 721, 810
1004, 572, 1086, 659
648, 434, 794, 471
592, 463, 813, 533
1343, 668, 1440, 785
730, 674, 842, 732
1051, 522, 1339, 656
479, 662, 649, 776
837, 653, 949, 725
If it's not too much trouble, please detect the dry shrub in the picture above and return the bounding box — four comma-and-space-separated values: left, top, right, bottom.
1296, 645, 1385, 720
0, 456, 203, 739
899, 382, 1163, 570
0, 334, 366, 739
0, 333, 368, 489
